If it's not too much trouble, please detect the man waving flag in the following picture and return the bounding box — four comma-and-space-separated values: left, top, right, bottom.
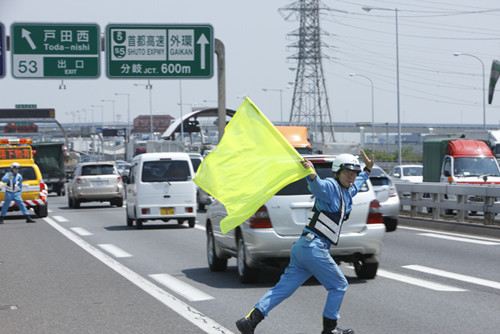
194, 97, 313, 234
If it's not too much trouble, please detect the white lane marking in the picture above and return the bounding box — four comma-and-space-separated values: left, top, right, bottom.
418, 233, 500, 245
376, 269, 467, 292
98, 244, 133, 258
150, 274, 214, 301
195, 224, 206, 232
70, 227, 93, 236
399, 226, 500, 243
52, 215, 69, 223
404, 265, 500, 290
43, 217, 232, 334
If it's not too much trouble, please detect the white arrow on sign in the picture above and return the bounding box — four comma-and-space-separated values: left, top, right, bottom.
196, 34, 209, 70
21, 29, 36, 50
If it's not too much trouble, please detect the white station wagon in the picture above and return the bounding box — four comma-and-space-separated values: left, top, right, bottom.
205, 155, 386, 283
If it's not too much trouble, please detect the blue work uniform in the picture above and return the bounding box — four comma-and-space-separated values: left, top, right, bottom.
254, 171, 369, 320
1, 172, 30, 216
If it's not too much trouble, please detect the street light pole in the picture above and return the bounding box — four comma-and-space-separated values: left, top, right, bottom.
363, 6, 402, 165
350, 73, 375, 153
101, 99, 116, 124
134, 81, 154, 139
115, 93, 131, 133
262, 88, 284, 123
453, 52, 486, 130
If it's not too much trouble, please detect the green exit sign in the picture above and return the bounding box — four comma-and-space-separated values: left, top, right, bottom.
11, 23, 100, 78
106, 24, 213, 79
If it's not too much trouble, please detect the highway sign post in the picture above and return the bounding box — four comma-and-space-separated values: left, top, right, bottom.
106, 24, 213, 79
11, 23, 100, 78
0, 23, 5, 78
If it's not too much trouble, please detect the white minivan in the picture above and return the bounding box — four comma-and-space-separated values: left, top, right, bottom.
125, 152, 197, 229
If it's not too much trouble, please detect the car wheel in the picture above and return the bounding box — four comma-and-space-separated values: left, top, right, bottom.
34, 204, 48, 218
207, 224, 227, 272
237, 234, 260, 283
354, 257, 378, 279
188, 218, 195, 228
177, 219, 185, 225
136, 219, 143, 229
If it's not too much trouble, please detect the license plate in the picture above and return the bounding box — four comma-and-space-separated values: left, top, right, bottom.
92, 180, 107, 186
161, 207, 174, 215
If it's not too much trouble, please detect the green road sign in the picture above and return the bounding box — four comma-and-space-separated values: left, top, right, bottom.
106, 24, 213, 79
11, 23, 100, 78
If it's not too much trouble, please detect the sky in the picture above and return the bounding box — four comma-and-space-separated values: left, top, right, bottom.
1, 0, 500, 133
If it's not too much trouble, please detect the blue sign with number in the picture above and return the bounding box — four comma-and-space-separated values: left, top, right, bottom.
0, 23, 5, 78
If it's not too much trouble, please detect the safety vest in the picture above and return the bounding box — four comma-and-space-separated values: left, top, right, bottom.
5, 173, 21, 193
306, 179, 348, 246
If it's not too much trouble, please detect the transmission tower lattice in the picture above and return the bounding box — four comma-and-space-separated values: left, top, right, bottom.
279, 0, 335, 143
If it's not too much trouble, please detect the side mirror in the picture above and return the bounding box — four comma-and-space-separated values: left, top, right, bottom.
443, 170, 451, 177
393, 172, 400, 178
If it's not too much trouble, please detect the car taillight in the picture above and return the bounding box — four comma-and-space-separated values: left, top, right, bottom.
117, 176, 122, 182
367, 199, 383, 225
76, 177, 82, 184
249, 205, 272, 228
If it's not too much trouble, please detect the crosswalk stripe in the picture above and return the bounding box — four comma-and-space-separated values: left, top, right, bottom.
403, 265, 500, 290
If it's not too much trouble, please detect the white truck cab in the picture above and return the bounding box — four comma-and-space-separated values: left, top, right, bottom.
125, 152, 197, 229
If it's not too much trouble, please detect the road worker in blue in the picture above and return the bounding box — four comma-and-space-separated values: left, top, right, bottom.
0, 162, 36, 224
236, 150, 374, 334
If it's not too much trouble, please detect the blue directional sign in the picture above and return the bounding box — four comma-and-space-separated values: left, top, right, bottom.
0, 23, 5, 78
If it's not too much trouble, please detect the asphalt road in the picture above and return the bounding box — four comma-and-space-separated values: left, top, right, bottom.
1, 195, 499, 334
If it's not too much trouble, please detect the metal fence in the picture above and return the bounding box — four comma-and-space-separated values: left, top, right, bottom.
395, 182, 500, 225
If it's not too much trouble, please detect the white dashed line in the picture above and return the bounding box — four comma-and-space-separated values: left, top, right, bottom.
403, 265, 500, 290
98, 244, 133, 258
70, 227, 93, 236
149, 273, 214, 301
418, 233, 500, 245
52, 215, 69, 223
376, 269, 467, 292
43, 217, 232, 334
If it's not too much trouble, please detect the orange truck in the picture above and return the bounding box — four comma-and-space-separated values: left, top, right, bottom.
0, 138, 48, 217
276, 126, 313, 155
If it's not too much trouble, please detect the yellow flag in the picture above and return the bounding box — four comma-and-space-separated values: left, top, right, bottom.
194, 97, 312, 234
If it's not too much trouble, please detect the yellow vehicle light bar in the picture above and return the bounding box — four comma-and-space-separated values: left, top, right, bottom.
0, 138, 32, 144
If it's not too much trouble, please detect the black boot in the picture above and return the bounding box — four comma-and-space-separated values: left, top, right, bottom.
0, 216, 3, 224
322, 317, 355, 334
236, 308, 264, 334
26, 215, 35, 223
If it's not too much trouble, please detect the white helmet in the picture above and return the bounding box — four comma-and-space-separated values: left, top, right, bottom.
11, 162, 21, 169
332, 154, 361, 173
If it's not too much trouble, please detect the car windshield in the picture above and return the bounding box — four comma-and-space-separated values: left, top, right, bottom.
403, 166, 422, 176
0, 166, 37, 181
276, 161, 368, 195
454, 157, 500, 177
81, 164, 116, 176
142, 160, 190, 182
190, 158, 202, 173
368, 167, 389, 186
